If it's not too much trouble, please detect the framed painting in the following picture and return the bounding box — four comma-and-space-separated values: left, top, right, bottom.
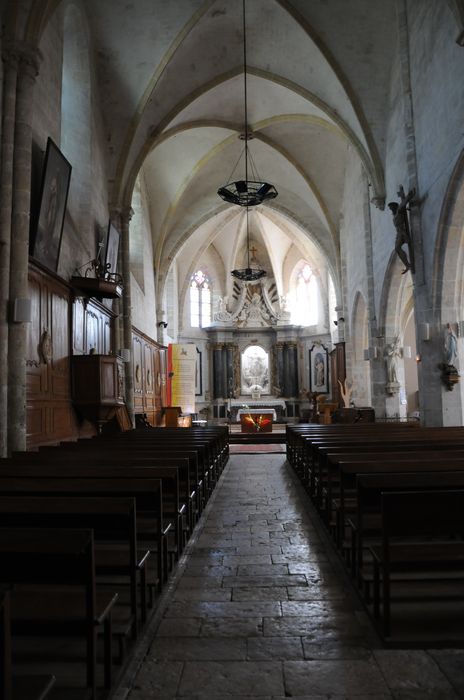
104, 221, 120, 277
31, 137, 72, 271
309, 343, 329, 393
195, 347, 202, 396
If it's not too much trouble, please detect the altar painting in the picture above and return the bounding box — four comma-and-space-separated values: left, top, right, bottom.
241, 345, 269, 395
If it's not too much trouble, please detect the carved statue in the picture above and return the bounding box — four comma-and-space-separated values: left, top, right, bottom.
388, 185, 416, 274
444, 323, 458, 366
385, 336, 401, 384
214, 295, 233, 322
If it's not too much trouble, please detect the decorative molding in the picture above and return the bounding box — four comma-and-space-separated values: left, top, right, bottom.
39, 328, 52, 364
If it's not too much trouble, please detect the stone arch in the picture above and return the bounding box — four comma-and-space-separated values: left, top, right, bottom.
350, 291, 371, 406
433, 149, 464, 424
378, 255, 416, 417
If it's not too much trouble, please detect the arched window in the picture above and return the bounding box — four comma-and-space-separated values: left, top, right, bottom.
190, 270, 212, 328
289, 263, 319, 325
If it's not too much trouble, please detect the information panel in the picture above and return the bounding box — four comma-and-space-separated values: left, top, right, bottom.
168, 344, 196, 414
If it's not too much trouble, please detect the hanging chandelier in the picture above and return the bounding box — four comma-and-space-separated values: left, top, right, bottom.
217, 0, 277, 208
231, 206, 266, 281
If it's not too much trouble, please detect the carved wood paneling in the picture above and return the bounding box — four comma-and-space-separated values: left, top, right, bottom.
27, 263, 117, 448
132, 327, 166, 425
73, 298, 85, 354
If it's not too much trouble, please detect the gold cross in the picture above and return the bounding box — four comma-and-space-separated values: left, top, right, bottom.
249, 244, 258, 258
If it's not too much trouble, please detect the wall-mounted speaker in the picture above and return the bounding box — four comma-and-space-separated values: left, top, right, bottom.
13, 298, 32, 323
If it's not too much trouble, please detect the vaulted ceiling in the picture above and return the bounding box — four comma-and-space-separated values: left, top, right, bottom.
82, 0, 397, 295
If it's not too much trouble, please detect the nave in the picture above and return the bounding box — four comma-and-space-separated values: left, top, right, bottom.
117, 455, 464, 699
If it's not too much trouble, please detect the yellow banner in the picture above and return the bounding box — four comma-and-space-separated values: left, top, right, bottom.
169, 344, 196, 414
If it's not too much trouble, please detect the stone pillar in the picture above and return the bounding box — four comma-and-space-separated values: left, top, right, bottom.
0, 46, 19, 457
7, 44, 42, 454
120, 207, 135, 427
226, 344, 234, 397
212, 344, 223, 399
221, 345, 228, 398
276, 343, 284, 394
288, 343, 298, 397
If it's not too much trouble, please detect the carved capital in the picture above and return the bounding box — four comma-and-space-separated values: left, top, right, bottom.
3, 42, 43, 80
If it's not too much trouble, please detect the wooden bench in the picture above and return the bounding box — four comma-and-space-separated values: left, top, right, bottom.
0, 528, 118, 699
1, 587, 56, 700
370, 489, 464, 640
0, 476, 169, 595
350, 469, 464, 587
0, 496, 147, 637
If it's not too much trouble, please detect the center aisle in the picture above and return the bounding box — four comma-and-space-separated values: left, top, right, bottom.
124, 454, 463, 699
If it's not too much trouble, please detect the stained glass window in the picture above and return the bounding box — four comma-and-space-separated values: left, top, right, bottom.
190, 270, 211, 328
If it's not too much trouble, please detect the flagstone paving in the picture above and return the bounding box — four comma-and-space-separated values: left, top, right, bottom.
123, 454, 464, 699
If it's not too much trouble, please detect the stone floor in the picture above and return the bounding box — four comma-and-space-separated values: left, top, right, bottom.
119, 454, 464, 699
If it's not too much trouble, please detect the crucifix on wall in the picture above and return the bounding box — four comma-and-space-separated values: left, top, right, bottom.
249, 244, 258, 259
388, 185, 416, 274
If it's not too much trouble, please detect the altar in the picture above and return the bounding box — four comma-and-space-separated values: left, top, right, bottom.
230, 398, 286, 422
236, 407, 277, 422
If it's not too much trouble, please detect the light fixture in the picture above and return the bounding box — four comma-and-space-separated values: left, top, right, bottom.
231, 206, 266, 281
217, 0, 277, 208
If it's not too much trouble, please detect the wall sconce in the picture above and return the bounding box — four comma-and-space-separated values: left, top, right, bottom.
119, 348, 131, 362
12, 298, 32, 323
415, 353, 422, 363
158, 321, 168, 328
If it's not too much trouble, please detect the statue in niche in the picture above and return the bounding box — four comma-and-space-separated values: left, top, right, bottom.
388, 185, 416, 274
444, 323, 458, 366
385, 336, 401, 384
440, 323, 460, 391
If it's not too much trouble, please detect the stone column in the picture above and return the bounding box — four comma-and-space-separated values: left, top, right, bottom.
288, 343, 298, 397
275, 342, 284, 394
7, 44, 42, 454
226, 344, 234, 397
212, 344, 223, 399
120, 206, 135, 427
221, 345, 228, 398
283, 344, 293, 397
0, 46, 19, 457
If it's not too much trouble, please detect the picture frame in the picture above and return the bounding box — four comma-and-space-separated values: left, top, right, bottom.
31, 137, 72, 271
309, 343, 329, 393
195, 347, 202, 396
104, 221, 120, 277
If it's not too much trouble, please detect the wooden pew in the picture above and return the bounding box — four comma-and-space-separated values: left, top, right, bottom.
351, 469, 464, 587
0, 477, 169, 594
0, 496, 146, 636
370, 489, 464, 640
8, 451, 198, 535
0, 528, 118, 699
325, 450, 464, 534
31, 443, 207, 514
1, 587, 56, 700
0, 462, 184, 569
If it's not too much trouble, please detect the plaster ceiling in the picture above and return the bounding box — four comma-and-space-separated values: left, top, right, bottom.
79, 0, 398, 296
